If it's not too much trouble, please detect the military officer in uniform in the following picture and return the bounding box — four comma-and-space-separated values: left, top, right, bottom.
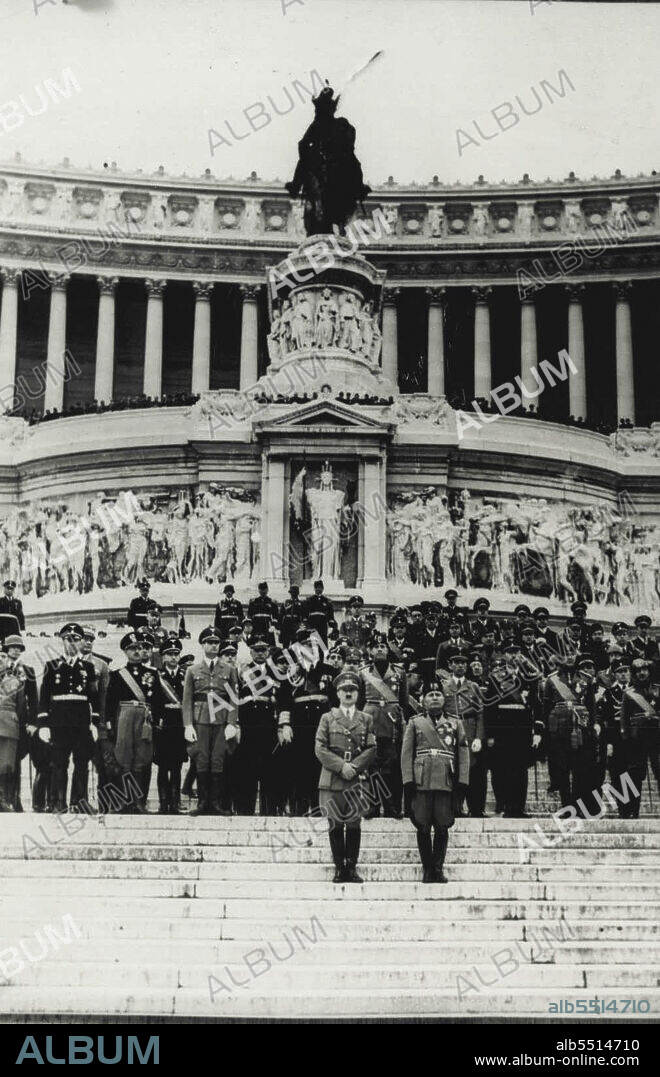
442, 590, 470, 634
0, 581, 24, 637
0, 651, 27, 810
305, 580, 336, 644
629, 616, 659, 664
543, 656, 599, 809
38, 623, 99, 813
126, 578, 152, 630
276, 658, 328, 815
439, 651, 485, 816
598, 658, 631, 817
247, 582, 280, 644
401, 684, 470, 883
233, 638, 281, 814
152, 637, 187, 814
106, 631, 163, 813
620, 658, 660, 818
315, 672, 376, 883
279, 585, 305, 647
435, 621, 471, 677
485, 650, 542, 818
359, 639, 407, 818
214, 584, 244, 639
182, 626, 240, 815
3, 633, 37, 811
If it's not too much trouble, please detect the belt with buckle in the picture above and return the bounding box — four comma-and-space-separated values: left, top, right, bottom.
52, 694, 88, 702
164, 703, 181, 710
416, 748, 451, 758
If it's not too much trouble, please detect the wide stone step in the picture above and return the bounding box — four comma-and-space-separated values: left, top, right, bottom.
4, 859, 660, 883
2, 876, 660, 903
1, 985, 658, 1019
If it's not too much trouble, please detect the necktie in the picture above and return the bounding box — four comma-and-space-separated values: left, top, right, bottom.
209, 660, 215, 674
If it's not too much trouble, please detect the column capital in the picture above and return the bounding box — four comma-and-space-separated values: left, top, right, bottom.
145, 278, 166, 298
472, 285, 492, 302
612, 280, 632, 301
383, 286, 400, 304
48, 272, 69, 292
240, 283, 260, 301
425, 287, 447, 304
97, 275, 119, 295
520, 294, 536, 306
193, 280, 214, 301
0, 267, 21, 286
564, 282, 585, 301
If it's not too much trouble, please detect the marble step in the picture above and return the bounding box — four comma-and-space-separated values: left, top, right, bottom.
1, 985, 658, 1019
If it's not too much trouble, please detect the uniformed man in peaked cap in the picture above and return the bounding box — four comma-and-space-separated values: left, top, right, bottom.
152, 637, 187, 814
401, 683, 470, 883
315, 672, 376, 883
620, 658, 660, 818
106, 630, 164, 813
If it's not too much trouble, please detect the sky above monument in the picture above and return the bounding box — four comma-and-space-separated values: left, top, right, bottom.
0, 0, 658, 187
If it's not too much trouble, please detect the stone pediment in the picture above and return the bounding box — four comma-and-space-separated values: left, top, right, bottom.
252, 398, 395, 438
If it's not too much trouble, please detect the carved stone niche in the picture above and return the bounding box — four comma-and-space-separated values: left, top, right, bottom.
72, 186, 103, 221
215, 197, 245, 230
580, 196, 611, 229
535, 199, 563, 232
168, 194, 198, 228
628, 193, 657, 227
262, 198, 288, 232
399, 202, 427, 236
120, 190, 152, 224
490, 201, 517, 233
25, 181, 56, 216
444, 201, 473, 235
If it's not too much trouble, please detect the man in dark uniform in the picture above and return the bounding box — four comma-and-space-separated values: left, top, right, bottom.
402, 684, 470, 883
583, 624, 610, 672
276, 657, 328, 815
247, 582, 280, 643
629, 616, 659, 664
315, 672, 376, 883
0, 581, 25, 636
152, 637, 187, 814
439, 651, 485, 816
570, 600, 592, 650
37, 622, 99, 813
106, 631, 163, 813
339, 596, 370, 648
469, 597, 497, 644
214, 584, 244, 639
182, 626, 240, 815
233, 638, 280, 814
485, 649, 542, 818
305, 580, 336, 644
358, 639, 407, 818
609, 622, 635, 662
512, 604, 532, 642
620, 658, 660, 818
543, 656, 599, 809
413, 609, 445, 690
519, 619, 553, 677
79, 625, 113, 811
435, 621, 471, 677
533, 607, 559, 655
279, 585, 305, 647
598, 658, 631, 817
126, 578, 152, 630
387, 616, 412, 663
442, 590, 470, 635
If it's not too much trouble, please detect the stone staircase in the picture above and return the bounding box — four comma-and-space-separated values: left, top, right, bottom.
0, 813, 659, 1021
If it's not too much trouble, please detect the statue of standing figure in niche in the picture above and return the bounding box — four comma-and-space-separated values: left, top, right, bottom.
291, 462, 345, 581
285, 83, 371, 236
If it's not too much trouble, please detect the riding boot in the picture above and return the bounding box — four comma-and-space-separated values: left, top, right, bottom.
190, 772, 211, 816
32, 767, 47, 812
51, 766, 67, 813
133, 767, 151, 814
0, 771, 13, 811
157, 768, 170, 814
328, 825, 346, 883
182, 760, 197, 798
344, 827, 363, 883
169, 768, 182, 814
210, 773, 231, 816
416, 829, 434, 883
432, 826, 449, 883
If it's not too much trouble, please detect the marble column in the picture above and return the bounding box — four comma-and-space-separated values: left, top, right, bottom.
426, 287, 446, 396
358, 455, 387, 591
261, 454, 289, 586
192, 281, 213, 394
43, 275, 69, 412
381, 287, 399, 387
94, 276, 118, 404
566, 283, 586, 421
143, 279, 166, 398
520, 296, 538, 390
613, 281, 635, 424
239, 284, 259, 390
0, 268, 20, 408
472, 286, 492, 399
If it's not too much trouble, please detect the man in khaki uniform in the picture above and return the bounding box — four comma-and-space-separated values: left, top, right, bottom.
182, 626, 240, 815
315, 672, 376, 883
401, 684, 470, 883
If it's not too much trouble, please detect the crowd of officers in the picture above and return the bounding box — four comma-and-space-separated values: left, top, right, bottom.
0, 577, 658, 885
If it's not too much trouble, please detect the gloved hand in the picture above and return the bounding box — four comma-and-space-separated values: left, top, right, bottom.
607, 743, 614, 758
90, 725, 99, 743
452, 782, 467, 814
225, 723, 237, 741
532, 733, 542, 749
340, 762, 357, 781
593, 723, 601, 738
471, 738, 482, 753
278, 724, 293, 746
184, 725, 197, 743
26, 725, 37, 737
403, 781, 416, 818
38, 727, 51, 744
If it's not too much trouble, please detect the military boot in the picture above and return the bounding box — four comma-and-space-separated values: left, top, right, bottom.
416, 829, 434, 883
328, 825, 346, 883
190, 772, 211, 816
432, 827, 448, 883
344, 828, 363, 883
